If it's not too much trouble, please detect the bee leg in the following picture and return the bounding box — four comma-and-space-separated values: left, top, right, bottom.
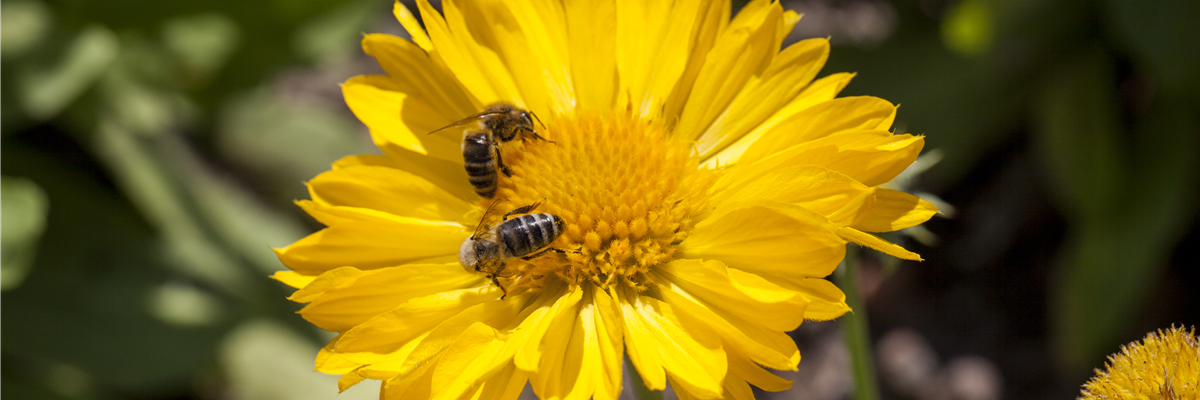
494, 146, 513, 177
493, 275, 508, 300
519, 247, 570, 261
502, 201, 542, 221
525, 127, 556, 144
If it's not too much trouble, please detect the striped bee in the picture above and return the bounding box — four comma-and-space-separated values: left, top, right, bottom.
458, 201, 566, 299
430, 102, 550, 197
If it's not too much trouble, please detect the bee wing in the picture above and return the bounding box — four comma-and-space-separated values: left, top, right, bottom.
471, 200, 503, 238
426, 110, 506, 135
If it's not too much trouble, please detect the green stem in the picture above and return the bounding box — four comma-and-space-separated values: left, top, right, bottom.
835, 247, 881, 400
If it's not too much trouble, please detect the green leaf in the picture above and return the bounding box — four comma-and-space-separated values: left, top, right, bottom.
1, 176, 49, 291
162, 13, 241, 80
18, 25, 119, 120
1040, 49, 1200, 370
0, 0, 53, 58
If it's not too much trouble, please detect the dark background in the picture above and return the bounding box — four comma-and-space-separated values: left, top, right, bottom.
3, 0, 1198, 399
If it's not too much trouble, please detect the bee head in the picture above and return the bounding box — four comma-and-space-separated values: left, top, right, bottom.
458, 236, 499, 273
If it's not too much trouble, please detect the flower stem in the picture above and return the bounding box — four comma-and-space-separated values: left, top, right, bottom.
835, 247, 881, 400
625, 353, 664, 400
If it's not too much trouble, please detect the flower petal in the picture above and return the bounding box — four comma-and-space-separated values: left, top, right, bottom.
712, 163, 870, 217
653, 259, 803, 371
342, 75, 465, 164
298, 265, 483, 332
764, 276, 849, 321
394, 1, 433, 52
618, 287, 726, 399
270, 270, 318, 289
675, 1, 782, 140
727, 347, 792, 392
844, 188, 940, 232
837, 226, 922, 261
462, 0, 575, 115
274, 217, 465, 274
430, 321, 510, 400
681, 201, 846, 279
703, 71, 856, 166
615, 0, 702, 117
661, 0, 730, 119
528, 287, 624, 400
692, 38, 830, 155
740, 130, 925, 187
737, 96, 897, 163
307, 164, 473, 222
363, 33, 477, 121
476, 362, 528, 400
334, 288, 506, 358
566, 0, 618, 111
420, 0, 523, 106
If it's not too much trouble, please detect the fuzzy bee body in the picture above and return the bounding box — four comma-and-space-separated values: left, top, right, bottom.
459, 202, 567, 299
462, 130, 503, 197
429, 102, 550, 198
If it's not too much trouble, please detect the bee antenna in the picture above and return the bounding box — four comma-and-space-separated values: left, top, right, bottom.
529, 110, 546, 130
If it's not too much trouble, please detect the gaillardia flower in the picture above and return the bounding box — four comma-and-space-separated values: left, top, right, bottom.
272, 0, 937, 399
1079, 326, 1199, 400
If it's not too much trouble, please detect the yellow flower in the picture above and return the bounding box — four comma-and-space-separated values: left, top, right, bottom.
271, 0, 937, 399
1079, 326, 1199, 400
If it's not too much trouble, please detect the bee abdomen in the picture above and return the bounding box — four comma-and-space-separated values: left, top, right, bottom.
499, 213, 564, 257
463, 131, 498, 197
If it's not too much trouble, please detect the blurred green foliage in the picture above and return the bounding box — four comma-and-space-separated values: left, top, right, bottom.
2, 0, 1198, 398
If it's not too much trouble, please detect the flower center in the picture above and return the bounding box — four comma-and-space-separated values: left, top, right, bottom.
478, 110, 717, 295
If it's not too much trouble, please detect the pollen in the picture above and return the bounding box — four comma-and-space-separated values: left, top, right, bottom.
1079, 326, 1200, 400
481, 110, 718, 295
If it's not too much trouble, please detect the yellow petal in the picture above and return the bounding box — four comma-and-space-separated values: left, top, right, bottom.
316, 334, 363, 374
512, 286, 584, 371
307, 164, 473, 222
846, 188, 939, 232
681, 202, 846, 280
332, 154, 394, 170
381, 363, 435, 400
430, 322, 509, 400
656, 259, 805, 333
738, 130, 925, 187
419, 0, 523, 106
675, 2, 781, 141
661, 0, 730, 119
380, 146, 479, 203
273, 216, 465, 274
712, 163, 870, 217
727, 347, 792, 392
342, 75, 464, 163
527, 287, 624, 400
362, 33, 477, 121
653, 260, 802, 371
692, 38, 829, 156
837, 226, 923, 261
299, 264, 483, 332
703, 71, 856, 167
764, 275, 849, 321
617, 287, 726, 399
287, 266, 373, 303
270, 270, 318, 289
461, 0, 575, 115
351, 293, 524, 381
565, 0, 618, 111
476, 362, 528, 400
335, 288, 504, 356
394, 1, 433, 52
615, 0, 702, 117
337, 369, 368, 393
737, 96, 897, 163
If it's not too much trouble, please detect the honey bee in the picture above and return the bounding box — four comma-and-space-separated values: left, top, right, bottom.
459, 201, 567, 299
430, 102, 550, 198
